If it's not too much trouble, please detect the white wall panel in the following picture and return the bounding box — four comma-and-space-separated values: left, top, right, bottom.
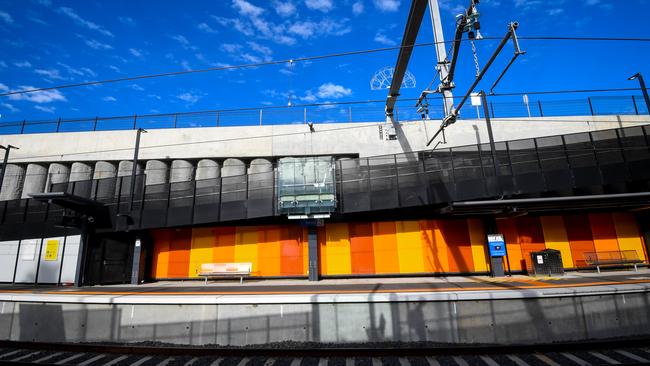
14, 239, 42, 283
0, 240, 19, 282
60, 235, 80, 284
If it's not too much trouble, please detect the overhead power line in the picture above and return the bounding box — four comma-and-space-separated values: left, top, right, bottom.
1, 36, 650, 98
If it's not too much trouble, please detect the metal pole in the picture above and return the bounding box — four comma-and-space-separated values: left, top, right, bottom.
538, 100, 544, 117
129, 128, 145, 211
632, 95, 639, 115
588, 97, 595, 116
428, 0, 454, 116
480, 91, 500, 178
630, 73, 650, 114
0, 145, 18, 197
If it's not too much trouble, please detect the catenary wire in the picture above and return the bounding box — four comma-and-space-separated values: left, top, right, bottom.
1, 36, 650, 98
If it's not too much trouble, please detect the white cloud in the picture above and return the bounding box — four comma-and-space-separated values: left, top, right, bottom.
0, 61, 6, 68
35, 68, 65, 80
102, 96, 117, 102
177, 92, 201, 104
58, 7, 113, 37
197, 22, 217, 33
129, 48, 145, 57
373, 0, 400, 11
118, 16, 135, 26
108, 65, 121, 73
288, 19, 351, 39
274, 1, 297, 16
548, 8, 563, 15
300, 90, 317, 102
1, 103, 18, 112
232, 0, 264, 17
180, 60, 192, 71
5, 85, 67, 103
56, 62, 96, 78
374, 32, 396, 46
129, 84, 145, 91
305, 0, 334, 12
34, 105, 56, 113
352, 1, 364, 15
222, 43, 243, 53
171, 34, 199, 51
247, 41, 273, 61
0, 10, 13, 24
28, 16, 49, 25
316, 83, 352, 99
0, 83, 7, 92
14, 61, 32, 68
82, 37, 113, 50
213, 16, 254, 36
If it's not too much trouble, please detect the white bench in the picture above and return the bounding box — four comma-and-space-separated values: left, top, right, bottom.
198, 262, 252, 284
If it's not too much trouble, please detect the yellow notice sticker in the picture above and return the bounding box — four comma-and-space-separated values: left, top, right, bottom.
44, 239, 59, 261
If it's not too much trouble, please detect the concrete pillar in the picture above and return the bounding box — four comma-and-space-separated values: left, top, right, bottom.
170, 160, 194, 183
195, 159, 220, 180
21, 163, 47, 198
46, 163, 70, 192
93, 161, 117, 199
145, 160, 168, 186
221, 158, 246, 177
248, 158, 273, 175
116, 161, 143, 196
0, 164, 25, 201
69, 162, 93, 182
93, 161, 117, 180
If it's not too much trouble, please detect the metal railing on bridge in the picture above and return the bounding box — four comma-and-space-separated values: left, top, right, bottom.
0, 95, 647, 135
1, 123, 650, 240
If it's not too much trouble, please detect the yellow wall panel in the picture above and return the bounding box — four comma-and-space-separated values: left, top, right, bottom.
372, 222, 400, 274
188, 228, 216, 278
540, 216, 574, 268
395, 220, 425, 273
235, 227, 260, 274
325, 223, 351, 275
468, 219, 488, 272
613, 212, 647, 261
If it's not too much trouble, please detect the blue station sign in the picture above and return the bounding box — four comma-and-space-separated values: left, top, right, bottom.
487, 234, 507, 257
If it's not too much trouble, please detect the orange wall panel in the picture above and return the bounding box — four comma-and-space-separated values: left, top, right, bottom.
468, 219, 489, 272
589, 213, 621, 253
151, 229, 170, 278
349, 222, 376, 274
419, 220, 437, 273
257, 226, 282, 276
430, 220, 450, 273
372, 221, 400, 274
213, 227, 236, 263
564, 214, 596, 267
497, 219, 524, 271
167, 228, 192, 278
280, 226, 305, 276
515, 217, 546, 271
440, 220, 473, 273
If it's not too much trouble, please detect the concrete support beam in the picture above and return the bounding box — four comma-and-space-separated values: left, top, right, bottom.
170, 160, 194, 183
46, 163, 70, 192
93, 161, 117, 180
116, 161, 144, 196
145, 160, 168, 186
93, 162, 117, 199
195, 159, 220, 181
221, 158, 246, 177
0, 164, 25, 201
21, 163, 47, 199
248, 158, 273, 175
69, 162, 93, 182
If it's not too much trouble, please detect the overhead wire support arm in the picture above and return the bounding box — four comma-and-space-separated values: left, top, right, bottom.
427, 21, 521, 147
385, 0, 429, 119
490, 23, 526, 94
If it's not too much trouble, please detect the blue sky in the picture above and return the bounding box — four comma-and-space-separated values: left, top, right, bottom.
0, 0, 648, 122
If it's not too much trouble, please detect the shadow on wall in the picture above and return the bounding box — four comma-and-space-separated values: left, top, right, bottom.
0, 291, 650, 345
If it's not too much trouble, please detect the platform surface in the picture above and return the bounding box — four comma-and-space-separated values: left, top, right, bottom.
1, 269, 650, 304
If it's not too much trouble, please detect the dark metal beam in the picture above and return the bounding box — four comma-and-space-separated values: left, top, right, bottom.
385, 0, 428, 117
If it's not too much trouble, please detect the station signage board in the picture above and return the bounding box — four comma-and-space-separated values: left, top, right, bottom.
487, 234, 506, 257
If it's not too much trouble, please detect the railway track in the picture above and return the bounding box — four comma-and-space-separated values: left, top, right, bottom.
0, 338, 649, 366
